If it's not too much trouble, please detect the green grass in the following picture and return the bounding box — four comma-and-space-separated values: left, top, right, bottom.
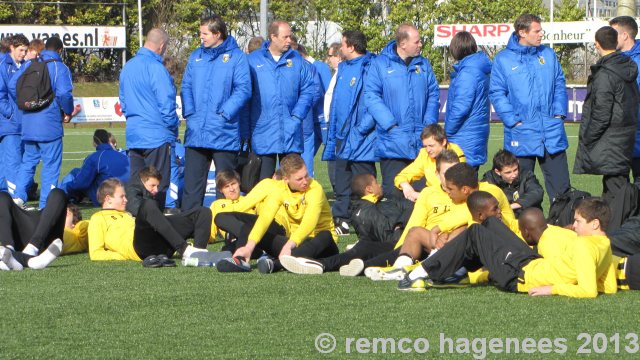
2, 124, 638, 359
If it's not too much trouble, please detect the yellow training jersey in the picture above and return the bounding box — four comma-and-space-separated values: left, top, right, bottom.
394, 185, 453, 249
248, 179, 336, 245
209, 196, 255, 242
394, 143, 465, 189
61, 220, 89, 255
537, 225, 577, 259
437, 182, 519, 235
88, 209, 140, 261
519, 235, 617, 298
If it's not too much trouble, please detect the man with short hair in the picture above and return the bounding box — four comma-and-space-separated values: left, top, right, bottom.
490, 13, 570, 203
9, 36, 74, 209
365, 23, 440, 199
610, 16, 640, 182
323, 30, 377, 236
216, 154, 339, 273
119, 28, 178, 208
180, 16, 251, 208
0, 34, 28, 196
574, 26, 639, 231
247, 21, 315, 179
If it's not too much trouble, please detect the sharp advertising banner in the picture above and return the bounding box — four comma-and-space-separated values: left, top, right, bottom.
434, 21, 610, 47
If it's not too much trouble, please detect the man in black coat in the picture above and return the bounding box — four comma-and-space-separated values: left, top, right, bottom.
574, 26, 640, 230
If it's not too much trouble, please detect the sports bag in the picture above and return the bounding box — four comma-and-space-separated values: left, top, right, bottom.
547, 187, 591, 227
16, 59, 56, 112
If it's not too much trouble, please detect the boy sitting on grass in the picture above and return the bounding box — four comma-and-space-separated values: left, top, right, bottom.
400, 197, 617, 298
481, 149, 543, 217
88, 178, 210, 266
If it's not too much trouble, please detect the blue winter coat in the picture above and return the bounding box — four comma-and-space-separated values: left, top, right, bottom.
445, 51, 491, 167
119, 47, 179, 149
489, 33, 568, 157
181, 36, 251, 151
364, 40, 440, 160
0, 55, 22, 137
312, 60, 332, 142
8, 50, 73, 142
621, 40, 640, 157
247, 43, 315, 155
303, 62, 323, 140
61, 143, 130, 205
323, 52, 377, 162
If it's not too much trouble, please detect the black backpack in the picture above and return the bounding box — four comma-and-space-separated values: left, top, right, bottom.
236, 140, 261, 193
16, 59, 57, 112
547, 188, 591, 227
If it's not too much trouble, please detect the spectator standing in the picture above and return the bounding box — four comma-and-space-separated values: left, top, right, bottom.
119, 28, 179, 207
490, 14, 570, 202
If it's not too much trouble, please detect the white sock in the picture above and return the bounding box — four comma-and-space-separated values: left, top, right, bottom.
0, 246, 23, 271
392, 255, 413, 268
27, 239, 62, 270
182, 245, 207, 259
408, 265, 428, 281
23, 243, 39, 256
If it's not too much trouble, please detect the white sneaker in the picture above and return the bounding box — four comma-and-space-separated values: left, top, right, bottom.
279, 255, 324, 275
339, 258, 364, 276
364, 266, 407, 281
13, 198, 24, 207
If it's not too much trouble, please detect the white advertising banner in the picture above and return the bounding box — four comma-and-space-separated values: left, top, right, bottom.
0, 25, 126, 48
433, 21, 609, 47
70, 97, 184, 123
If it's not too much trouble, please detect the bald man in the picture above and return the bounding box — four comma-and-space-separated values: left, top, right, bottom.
119, 28, 179, 209
364, 23, 440, 199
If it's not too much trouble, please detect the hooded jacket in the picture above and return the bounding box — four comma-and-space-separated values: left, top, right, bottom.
247, 43, 315, 155
489, 33, 568, 157
574, 52, 639, 175
181, 36, 251, 151
119, 47, 179, 149
364, 40, 440, 160
0, 54, 22, 136
621, 40, 640, 157
323, 52, 378, 162
445, 51, 491, 167
8, 50, 74, 142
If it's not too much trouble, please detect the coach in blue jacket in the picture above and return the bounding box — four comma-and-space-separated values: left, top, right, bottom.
9, 36, 73, 209
445, 31, 491, 168
247, 21, 315, 179
364, 24, 440, 198
180, 16, 251, 209
489, 14, 570, 202
119, 28, 179, 207
0, 35, 28, 196
323, 30, 377, 236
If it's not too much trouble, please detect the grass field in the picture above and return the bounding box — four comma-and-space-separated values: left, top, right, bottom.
2, 124, 639, 359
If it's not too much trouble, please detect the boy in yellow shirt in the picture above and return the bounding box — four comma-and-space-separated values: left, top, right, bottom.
216, 154, 338, 273
395, 124, 465, 201
400, 198, 617, 298
88, 178, 210, 264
